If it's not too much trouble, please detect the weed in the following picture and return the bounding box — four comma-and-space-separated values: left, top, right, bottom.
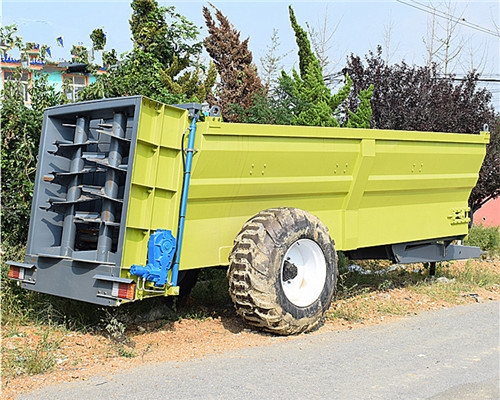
465, 225, 500, 257
378, 279, 395, 291
375, 298, 410, 316
101, 309, 129, 342
337, 251, 349, 271
1, 243, 33, 325
409, 279, 466, 304
115, 344, 136, 358
329, 257, 500, 324
2, 329, 61, 378
441, 259, 500, 289
177, 309, 212, 322
329, 297, 370, 322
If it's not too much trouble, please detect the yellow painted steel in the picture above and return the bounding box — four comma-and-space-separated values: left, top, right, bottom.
120, 98, 187, 286
121, 98, 489, 277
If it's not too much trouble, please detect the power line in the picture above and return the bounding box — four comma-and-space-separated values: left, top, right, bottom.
396, 0, 500, 38
447, 77, 500, 83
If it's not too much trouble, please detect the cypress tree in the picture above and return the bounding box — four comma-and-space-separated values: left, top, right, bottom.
203, 4, 265, 122
282, 6, 366, 127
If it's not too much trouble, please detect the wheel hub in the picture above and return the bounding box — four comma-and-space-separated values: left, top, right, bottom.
281, 239, 327, 307
282, 260, 298, 281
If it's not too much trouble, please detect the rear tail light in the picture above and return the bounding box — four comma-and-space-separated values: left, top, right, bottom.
8, 266, 25, 280
112, 282, 136, 300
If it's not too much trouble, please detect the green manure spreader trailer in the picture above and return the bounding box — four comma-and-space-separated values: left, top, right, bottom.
8, 96, 489, 335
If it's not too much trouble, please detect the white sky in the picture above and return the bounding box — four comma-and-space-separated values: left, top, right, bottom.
2, 0, 499, 108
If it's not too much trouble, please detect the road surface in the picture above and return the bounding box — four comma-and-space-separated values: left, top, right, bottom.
18, 301, 499, 399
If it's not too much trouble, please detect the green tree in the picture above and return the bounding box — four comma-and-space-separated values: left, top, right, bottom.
1, 26, 64, 245
82, 0, 215, 103
90, 28, 106, 51
1, 54, 63, 246
347, 84, 374, 129
281, 6, 369, 128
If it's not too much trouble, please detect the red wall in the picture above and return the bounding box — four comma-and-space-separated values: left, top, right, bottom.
473, 197, 500, 227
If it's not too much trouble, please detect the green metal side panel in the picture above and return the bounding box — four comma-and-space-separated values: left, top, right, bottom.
179, 119, 488, 270
120, 98, 188, 276
118, 100, 487, 275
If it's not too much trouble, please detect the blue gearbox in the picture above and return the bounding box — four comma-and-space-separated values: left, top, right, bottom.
130, 230, 177, 287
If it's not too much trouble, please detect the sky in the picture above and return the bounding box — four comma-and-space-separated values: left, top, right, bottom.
2, 0, 499, 108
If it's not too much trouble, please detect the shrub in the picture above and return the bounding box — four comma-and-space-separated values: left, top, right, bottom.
465, 225, 500, 257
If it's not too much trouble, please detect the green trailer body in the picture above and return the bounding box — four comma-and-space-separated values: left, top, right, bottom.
8, 96, 488, 332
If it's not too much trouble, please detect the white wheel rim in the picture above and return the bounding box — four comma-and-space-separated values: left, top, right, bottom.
281, 239, 327, 307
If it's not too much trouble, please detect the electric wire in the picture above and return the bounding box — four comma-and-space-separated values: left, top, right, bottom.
396, 0, 500, 37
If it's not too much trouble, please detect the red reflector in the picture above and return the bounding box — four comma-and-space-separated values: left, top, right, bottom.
8, 266, 24, 280
116, 282, 135, 300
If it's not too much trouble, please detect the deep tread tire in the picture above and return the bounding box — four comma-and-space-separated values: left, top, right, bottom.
228, 207, 338, 335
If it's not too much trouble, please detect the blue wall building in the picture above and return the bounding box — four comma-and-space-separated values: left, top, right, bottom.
1, 43, 102, 104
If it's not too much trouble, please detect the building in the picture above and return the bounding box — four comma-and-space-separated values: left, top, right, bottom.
1, 43, 103, 103
473, 197, 500, 227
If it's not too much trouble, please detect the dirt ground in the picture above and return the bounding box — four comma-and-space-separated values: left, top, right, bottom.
2, 259, 499, 400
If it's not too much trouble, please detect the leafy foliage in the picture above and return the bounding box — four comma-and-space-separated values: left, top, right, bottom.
347, 84, 374, 129
465, 225, 500, 257
470, 123, 500, 213
82, 0, 215, 103
90, 28, 106, 51
203, 4, 265, 122
70, 45, 90, 64
346, 47, 499, 212
0, 24, 23, 51
1, 71, 63, 245
230, 90, 294, 125
82, 51, 186, 103
130, 0, 201, 67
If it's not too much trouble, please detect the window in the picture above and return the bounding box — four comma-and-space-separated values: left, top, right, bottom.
63, 75, 87, 101
3, 70, 31, 103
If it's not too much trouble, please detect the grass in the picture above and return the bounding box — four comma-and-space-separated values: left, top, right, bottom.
328, 252, 500, 323
1, 328, 62, 378
465, 225, 500, 257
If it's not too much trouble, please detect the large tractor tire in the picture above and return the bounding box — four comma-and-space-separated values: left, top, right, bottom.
228, 208, 338, 335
